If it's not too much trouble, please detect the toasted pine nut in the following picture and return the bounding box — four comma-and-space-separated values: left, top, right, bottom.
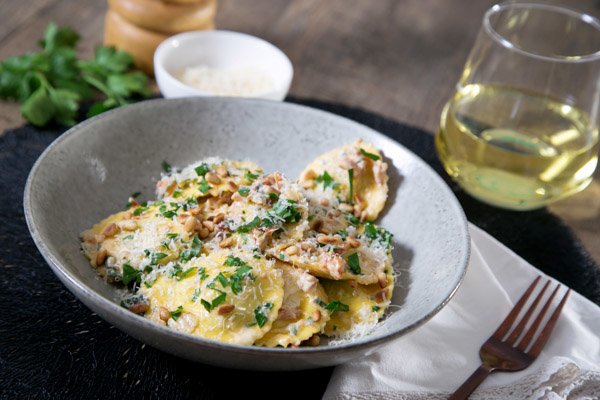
319, 198, 330, 207
217, 304, 235, 315
378, 273, 389, 288
263, 175, 275, 186
360, 210, 369, 222
103, 223, 119, 237
96, 249, 108, 266
202, 220, 215, 231
189, 207, 201, 216
285, 245, 299, 256
306, 334, 320, 347
205, 172, 221, 185
375, 290, 388, 303
94, 234, 106, 244
216, 165, 228, 178
123, 212, 132, 220
301, 180, 314, 189
128, 303, 148, 315
227, 181, 238, 192
213, 213, 225, 224
219, 236, 234, 248
184, 216, 197, 232
199, 228, 210, 239
302, 169, 317, 180
347, 237, 361, 248
177, 214, 190, 224
300, 242, 315, 252
312, 310, 321, 322
159, 307, 170, 322
338, 203, 354, 213
317, 234, 343, 245
231, 192, 243, 202
166, 182, 177, 195
310, 219, 323, 232
119, 220, 138, 231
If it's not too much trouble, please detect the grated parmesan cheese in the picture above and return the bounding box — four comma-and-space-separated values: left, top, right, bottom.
179, 65, 274, 97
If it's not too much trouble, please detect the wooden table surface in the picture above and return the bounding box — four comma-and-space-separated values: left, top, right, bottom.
1, 0, 598, 264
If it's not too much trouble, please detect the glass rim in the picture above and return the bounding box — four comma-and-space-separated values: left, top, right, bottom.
484, 2, 600, 63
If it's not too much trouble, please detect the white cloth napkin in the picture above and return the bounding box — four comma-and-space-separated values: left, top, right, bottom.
323, 224, 600, 400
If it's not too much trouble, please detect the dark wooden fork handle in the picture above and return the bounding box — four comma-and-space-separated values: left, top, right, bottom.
448, 365, 493, 400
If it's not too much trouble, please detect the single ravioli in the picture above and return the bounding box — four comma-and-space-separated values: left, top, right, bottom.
81, 204, 188, 281
206, 172, 310, 254
299, 139, 389, 222
321, 265, 395, 339
139, 250, 284, 345
255, 262, 330, 347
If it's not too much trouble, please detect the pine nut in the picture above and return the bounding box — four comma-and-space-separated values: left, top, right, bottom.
302, 169, 317, 180
338, 203, 354, 213
378, 273, 388, 288
317, 234, 342, 245
285, 245, 299, 256
312, 310, 321, 322
216, 165, 228, 178
184, 216, 197, 232
159, 307, 170, 321
227, 181, 238, 191
319, 198, 330, 207
103, 223, 119, 237
205, 172, 221, 185
96, 249, 108, 266
189, 207, 201, 216
347, 237, 361, 248
213, 213, 225, 224
375, 290, 388, 303
177, 213, 190, 224
199, 228, 210, 239
306, 334, 320, 346
202, 220, 215, 231
217, 304, 235, 315
128, 303, 148, 315
219, 236, 234, 248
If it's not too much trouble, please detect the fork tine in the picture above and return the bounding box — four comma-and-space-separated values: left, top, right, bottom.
492, 276, 541, 339
527, 288, 570, 358
515, 283, 560, 351
504, 279, 551, 345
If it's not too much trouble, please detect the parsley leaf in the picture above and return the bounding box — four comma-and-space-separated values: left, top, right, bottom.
229, 265, 254, 294
347, 253, 361, 274
269, 198, 301, 224
161, 160, 172, 173
348, 168, 354, 204
254, 302, 274, 328
177, 267, 197, 281
198, 179, 211, 194
170, 305, 183, 321
315, 171, 339, 190
372, 305, 381, 312
191, 288, 201, 302
236, 216, 261, 233
238, 187, 250, 196
194, 163, 210, 177
325, 300, 350, 313
179, 234, 202, 262
150, 252, 168, 265
363, 222, 393, 249
243, 169, 259, 183
360, 148, 380, 161
201, 291, 227, 312
122, 263, 141, 286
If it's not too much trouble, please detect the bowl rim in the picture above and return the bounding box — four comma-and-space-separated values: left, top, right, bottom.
23, 97, 470, 356
153, 30, 294, 99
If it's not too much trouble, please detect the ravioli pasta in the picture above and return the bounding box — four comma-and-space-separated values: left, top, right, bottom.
81, 140, 395, 347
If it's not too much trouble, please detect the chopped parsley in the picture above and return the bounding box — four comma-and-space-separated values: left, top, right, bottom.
268, 192, 279, 202
177, 267, 197, 281
197, 267, 209, 280
179, 234, 202, 262
269, 198, 301, 223
162, 160, 172, 173
201, 291, 226, 312
347, 253, 361, 274
325, 300, 350, 313
198, 179, 211, 194
172, 190, 182, 198
363, 222, 393, 249
194, 163, 210, 177
236, 216, 261, 233
244, 169, 259, 183
254, 302, 273, 328
338, 229, 348, 240
315, 170, 339, 190
122, 263, 141, 286
346, 213, 360, 225
170, 305, 183, 321
150, 252, 168, 265
229, 265, 254, 294
238, 187, 250, 196
372, 305, 381, 312
123, 234, 134, 241
348, 168, 354, 204
360, 148, 380, 161
169, 264, 183, 278
166, 233, 179, 239
132, 206, 149, 216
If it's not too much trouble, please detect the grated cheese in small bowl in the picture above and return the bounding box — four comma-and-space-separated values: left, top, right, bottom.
179, 65, 274, 97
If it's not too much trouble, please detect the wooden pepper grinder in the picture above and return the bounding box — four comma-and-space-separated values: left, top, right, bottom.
104, 0, 216, 75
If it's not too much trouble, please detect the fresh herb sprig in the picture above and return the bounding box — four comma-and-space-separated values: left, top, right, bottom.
0, 23, 150, 127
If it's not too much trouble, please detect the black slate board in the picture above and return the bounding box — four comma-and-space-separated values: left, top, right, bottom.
1, 98, 599, 400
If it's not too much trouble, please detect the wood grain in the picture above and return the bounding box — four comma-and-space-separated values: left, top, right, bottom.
0, 0, 598, 263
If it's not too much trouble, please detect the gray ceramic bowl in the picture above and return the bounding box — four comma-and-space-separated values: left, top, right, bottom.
24, 98, 469, 370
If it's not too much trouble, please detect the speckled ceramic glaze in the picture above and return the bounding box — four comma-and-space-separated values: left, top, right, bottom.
24, 98, 470, 370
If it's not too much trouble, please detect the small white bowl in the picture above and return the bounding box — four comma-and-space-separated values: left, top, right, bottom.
154, 30, 293, 101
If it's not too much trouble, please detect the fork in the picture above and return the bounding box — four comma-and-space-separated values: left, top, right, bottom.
448, 276, 570, 400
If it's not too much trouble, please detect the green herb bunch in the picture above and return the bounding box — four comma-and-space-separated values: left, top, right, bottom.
0, 23, 150, 127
